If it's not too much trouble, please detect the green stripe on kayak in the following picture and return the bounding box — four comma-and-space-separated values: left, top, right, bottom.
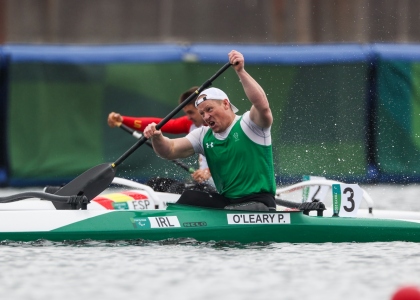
0, 205, 415, 243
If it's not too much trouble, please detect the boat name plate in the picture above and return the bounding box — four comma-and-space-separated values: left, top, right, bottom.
227, 213, 290, 225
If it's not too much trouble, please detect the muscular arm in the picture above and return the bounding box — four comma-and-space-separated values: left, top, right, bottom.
122, 116, 192, 134
228, 50, 273, 128
143, 123, 195, 160
108, 112, 192, 134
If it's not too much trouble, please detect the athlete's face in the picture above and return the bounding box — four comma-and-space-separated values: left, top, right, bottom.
197, 98, 234, 133
183, 103, 204, 127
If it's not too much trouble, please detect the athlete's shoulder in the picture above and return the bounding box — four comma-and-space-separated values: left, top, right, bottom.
240, 111, 271, 145
240, 111, 251, 122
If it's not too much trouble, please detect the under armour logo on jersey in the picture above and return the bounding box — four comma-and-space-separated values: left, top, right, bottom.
206, 142, 214, 148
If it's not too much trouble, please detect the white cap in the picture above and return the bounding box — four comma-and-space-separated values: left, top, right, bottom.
195, 87, 239, 113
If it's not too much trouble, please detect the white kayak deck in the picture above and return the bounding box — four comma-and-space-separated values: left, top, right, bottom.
0, 177, 419, 221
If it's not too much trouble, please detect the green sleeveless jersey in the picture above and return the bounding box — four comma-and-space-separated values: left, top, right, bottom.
203, 116, 276, 199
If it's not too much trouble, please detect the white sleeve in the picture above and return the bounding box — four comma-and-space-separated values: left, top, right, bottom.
240, 111, 272, 146
185, 127, 208, 156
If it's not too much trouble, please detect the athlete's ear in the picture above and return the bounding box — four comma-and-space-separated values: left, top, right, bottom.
223, 99, 230, 110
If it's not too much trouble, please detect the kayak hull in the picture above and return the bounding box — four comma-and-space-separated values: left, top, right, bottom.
1, 204, 420, 243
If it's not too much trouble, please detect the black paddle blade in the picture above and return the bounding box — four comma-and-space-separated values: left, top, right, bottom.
55, 163, 116, 203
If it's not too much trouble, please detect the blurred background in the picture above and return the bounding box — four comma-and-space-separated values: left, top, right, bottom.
1, 0, 420, 187
2, 0, 420, 44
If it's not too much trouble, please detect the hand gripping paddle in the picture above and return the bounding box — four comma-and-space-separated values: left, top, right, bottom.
54, 62, 233, 206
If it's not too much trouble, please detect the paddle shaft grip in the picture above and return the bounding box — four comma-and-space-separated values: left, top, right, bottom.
112, 62, 232, 168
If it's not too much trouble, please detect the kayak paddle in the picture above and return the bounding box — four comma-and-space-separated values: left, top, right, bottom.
119, 123, 195, 174
55, 62, 233, 201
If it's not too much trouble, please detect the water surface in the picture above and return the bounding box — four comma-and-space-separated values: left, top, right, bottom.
0, 184, 419, 300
